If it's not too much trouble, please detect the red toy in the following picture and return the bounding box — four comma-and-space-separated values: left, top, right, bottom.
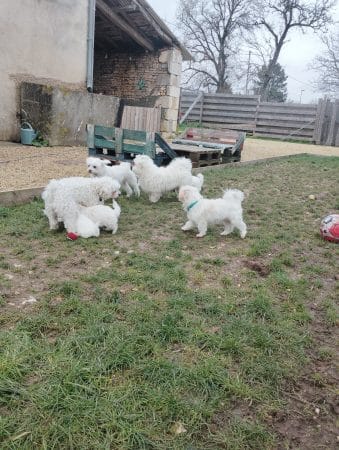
66, 232, 78, 241
320, 214, 339, 243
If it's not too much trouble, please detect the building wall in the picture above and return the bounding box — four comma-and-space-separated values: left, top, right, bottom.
0, 0, 89, 141
94, 48, 182, 134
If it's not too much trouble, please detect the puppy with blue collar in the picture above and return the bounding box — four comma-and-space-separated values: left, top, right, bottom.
178, 185, 247, 239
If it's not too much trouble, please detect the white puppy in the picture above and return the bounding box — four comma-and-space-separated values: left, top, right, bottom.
42, 176, 120, 234
132, 155, 204, 202
75, 214, 100, 239
76, 200, 121, 238
178, 185, 247, 238
86, 157, 140, 197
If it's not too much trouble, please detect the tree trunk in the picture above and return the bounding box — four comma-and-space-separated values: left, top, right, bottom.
260, 32, 287, 101
216, 81, 231, 93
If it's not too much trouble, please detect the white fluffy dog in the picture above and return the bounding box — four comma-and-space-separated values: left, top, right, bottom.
42, 176, 120, 233
86, 157, 140, 197
76, 200, 121, 238
178, 185, 247, 238
132, 155, 204, 202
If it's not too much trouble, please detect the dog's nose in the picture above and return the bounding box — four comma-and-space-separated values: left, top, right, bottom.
88, 169, 92, 173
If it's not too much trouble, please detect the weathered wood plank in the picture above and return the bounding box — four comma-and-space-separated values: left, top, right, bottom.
122, 143, 147, 153
123, 129, 148, 140
95, 125, 116, 138
325, 99, 339, 146
255, 133, 313, 141
94, 138, 116, 149
255, 126, 313, 136
256, 120, 315, 130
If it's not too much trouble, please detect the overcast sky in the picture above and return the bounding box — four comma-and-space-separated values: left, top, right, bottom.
148, 0, 338, 103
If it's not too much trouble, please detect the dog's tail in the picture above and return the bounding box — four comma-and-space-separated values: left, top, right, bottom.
195, 173, 204, 190
170, 157, 192, 172
223, 189, 245, 203
112, 200, 121, 218
41, 179, 58, 201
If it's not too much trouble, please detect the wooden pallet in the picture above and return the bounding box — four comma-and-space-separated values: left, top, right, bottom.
177, 127, 246, 163
171, 143, 222, 168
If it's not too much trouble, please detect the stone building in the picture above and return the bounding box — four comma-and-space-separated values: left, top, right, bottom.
0, 0, 190, 144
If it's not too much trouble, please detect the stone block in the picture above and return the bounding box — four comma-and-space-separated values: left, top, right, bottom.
159, 49, 171, 63
160, 118, 177, 133
155, 96, 171, 109
170, 96, 180, 110
168, 61, 182, 76
163, 108, 179, 121
166, 85, 181, 98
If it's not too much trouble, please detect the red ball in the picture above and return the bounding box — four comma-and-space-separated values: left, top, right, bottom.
66, 232, 78, 241
320, 214, 339, 243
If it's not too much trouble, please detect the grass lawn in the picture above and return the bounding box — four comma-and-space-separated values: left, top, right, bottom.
0, 155, 338, 449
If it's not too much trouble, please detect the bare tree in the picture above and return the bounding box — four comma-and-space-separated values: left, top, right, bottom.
312, 32, 339, 96
253, 0, 336, 100
177, 0, 251, 92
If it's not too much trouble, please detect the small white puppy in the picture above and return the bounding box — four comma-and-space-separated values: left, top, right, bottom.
132, 155, 204, 202
178, 185, 247, 238
76, 200, 121, 238
42, 176, 120, 233
87, 157, 140, 197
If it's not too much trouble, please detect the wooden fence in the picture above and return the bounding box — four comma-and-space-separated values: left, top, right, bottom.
180, 90, 339, 145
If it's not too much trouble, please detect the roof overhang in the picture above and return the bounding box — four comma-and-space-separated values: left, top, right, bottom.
95, 0, 192, 61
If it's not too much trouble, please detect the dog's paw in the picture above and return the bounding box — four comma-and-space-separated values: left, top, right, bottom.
196, 232, 206, 238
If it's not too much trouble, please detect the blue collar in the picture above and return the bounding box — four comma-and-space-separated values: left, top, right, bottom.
187, 200, 199, 211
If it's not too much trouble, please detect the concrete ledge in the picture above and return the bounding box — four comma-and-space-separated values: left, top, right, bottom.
0, 187, 44, 206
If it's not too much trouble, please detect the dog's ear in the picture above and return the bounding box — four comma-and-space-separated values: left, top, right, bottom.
178, 188, 189, 202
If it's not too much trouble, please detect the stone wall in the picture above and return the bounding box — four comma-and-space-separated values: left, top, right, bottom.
21, 83, 120, 146
94, 47, 182, 135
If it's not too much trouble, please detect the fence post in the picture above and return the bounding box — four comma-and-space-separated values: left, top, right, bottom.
199, 92, 204, 126
326, 99, 339, 146
253, 96, 261, 135
314, 98, 328, 145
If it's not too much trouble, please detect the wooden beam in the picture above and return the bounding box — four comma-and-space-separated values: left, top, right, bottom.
179, 92, 204, 125
132, 0, 173, 46
96, 0, 154, 52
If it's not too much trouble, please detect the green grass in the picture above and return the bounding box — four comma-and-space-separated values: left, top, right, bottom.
0, 155, 338, 449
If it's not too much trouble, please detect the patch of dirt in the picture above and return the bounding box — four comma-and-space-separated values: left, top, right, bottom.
0, 143, 87, 191
242, 139, 339, 162
269, 297, 339, 449
244, 259, 271, 277
0, 240, 120, 311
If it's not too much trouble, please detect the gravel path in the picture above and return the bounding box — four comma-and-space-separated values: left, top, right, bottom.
1, 139, 338, 192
